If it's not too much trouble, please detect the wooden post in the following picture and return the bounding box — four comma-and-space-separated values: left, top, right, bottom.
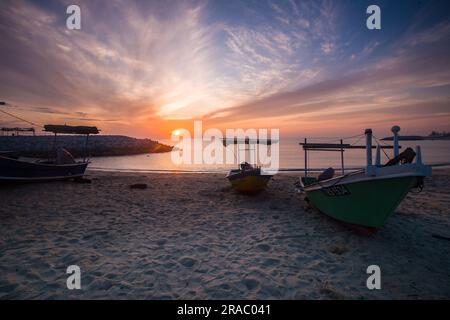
340, 139, 344, 175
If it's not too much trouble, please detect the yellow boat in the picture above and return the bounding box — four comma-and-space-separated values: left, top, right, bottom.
226, 162, 272, 193
222, 137, 278, 193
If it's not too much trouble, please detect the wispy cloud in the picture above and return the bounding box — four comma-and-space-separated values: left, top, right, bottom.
206, 16, 450, 132
220, 0, 344, 101
0, 0, 227, 126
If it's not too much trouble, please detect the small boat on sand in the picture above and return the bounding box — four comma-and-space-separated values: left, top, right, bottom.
298, 126, 431, 229
222, 137, 278, 193
226, 162, 272, 193
0, 124, 99, 182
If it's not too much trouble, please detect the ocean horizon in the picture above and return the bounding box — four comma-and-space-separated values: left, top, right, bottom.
89, 138, 450, 173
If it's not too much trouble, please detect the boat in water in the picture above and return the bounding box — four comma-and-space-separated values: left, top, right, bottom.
297, 126, 432, 229
223, 137, 278, 193
0, 124, 99, 182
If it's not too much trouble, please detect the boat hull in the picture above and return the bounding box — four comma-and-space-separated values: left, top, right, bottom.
227, 169, 272, 193
305, 175, 418, 228
0, 156, 89, 182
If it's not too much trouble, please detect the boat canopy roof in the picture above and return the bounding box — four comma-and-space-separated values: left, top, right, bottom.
300, 142, 397, 150
222, 138, 279, 146
1, 127, 35, 132
44, 124, 99, 135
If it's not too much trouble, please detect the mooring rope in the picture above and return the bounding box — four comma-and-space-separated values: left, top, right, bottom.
0, 103, 44, 128
373, 135, 391, 160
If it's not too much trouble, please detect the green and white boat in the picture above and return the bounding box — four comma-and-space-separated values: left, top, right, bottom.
298, 126, 432, 229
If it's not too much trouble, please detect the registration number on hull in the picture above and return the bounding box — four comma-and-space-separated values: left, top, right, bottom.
322, 185, 351, 196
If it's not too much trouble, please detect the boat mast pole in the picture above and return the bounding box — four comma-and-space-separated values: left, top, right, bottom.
237, 143, 240, 168
84, 133, 89, 162
365, 129, 372, 168
52, 132, 57, 161
375, 145, 381, 166
392, 125, 400, 158
340, 139, 344, 175
415, 145, 422, 165
304, 138, 308, 178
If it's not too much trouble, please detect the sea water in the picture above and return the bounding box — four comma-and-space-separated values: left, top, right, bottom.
89, 138, 450, 173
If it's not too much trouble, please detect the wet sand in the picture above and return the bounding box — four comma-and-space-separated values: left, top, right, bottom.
0, 169, 449, 299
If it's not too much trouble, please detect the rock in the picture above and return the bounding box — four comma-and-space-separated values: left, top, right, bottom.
256, 243, 271, 252
74, 177, 92, 183
242, 278, 260, 290
179, 256, 196, 268
130, 183, 147, 189
0, 135, 173, 158
329, 245, 349, 255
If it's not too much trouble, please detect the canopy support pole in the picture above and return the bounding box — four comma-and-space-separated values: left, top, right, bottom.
304, 138, 308, 178
365, 129, 372, 167
84, 133, 90, 162
340, 139, 344, 175
51, 132, 57, 161
392, 126, 400, 158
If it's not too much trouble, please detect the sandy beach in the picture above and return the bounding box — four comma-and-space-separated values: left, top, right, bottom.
0, 169, 449, 300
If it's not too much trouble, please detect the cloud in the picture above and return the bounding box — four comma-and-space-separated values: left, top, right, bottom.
321, 42, 334, 54
0, 0, 227, 123
0, 0, 352, 126
219, 0, 345, 102
0, 0, 449, 137
205, 19, 450, 127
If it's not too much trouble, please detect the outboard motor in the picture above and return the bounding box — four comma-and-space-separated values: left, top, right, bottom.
384, 147, 416, 166
318, 167, 335, 181
240, 162, 252, 171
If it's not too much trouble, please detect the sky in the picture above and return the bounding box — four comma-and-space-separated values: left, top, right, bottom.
0, 0, 449, 139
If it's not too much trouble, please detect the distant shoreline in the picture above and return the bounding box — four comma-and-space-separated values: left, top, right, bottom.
0, 135, 173, 158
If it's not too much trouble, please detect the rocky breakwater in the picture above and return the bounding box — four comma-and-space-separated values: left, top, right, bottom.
0, 135, 173, 158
